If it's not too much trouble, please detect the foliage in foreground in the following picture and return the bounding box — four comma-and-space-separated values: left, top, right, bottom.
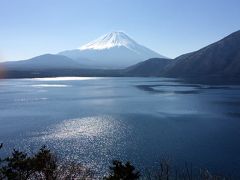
0, 144, 93, 180
104, 160, 140, 180
0, 143, 232, 180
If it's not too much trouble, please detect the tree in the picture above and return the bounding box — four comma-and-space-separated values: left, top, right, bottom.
104, 160, 140, 180
32, 145, 57, 180
0, 144, 94, 180
0, 149, 33, 180
0, 145, 57, 180
0, 143, 4, 179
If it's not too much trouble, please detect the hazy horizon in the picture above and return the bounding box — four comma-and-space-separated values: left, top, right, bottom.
1, 0, 240, 61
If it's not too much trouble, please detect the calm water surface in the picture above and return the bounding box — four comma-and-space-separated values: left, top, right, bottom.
0, 77, 240, 175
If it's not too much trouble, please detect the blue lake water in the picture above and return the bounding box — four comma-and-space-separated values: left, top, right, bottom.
0, 77, 240, 176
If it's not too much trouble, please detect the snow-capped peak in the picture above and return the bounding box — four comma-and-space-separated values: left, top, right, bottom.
79, 31, 141, 50
59, 31, 167, 68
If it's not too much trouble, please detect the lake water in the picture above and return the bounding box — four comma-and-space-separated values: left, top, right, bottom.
1, 77, 240, 176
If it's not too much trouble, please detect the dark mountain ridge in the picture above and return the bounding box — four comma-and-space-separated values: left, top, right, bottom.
2, 54, 82, 70
124, 58, 172, 76
163, 30, 240, 77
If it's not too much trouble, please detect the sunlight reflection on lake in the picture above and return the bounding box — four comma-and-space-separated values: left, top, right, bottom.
1, 77, 240, 176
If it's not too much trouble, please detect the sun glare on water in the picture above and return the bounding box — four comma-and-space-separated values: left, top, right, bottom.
33, 77, 102, 81
37, 115, 130, 141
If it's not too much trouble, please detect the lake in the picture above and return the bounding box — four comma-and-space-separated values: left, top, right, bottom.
0, 77, 240, 176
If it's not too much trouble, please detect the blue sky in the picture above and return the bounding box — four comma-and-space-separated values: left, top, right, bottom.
0, 0, 240, 61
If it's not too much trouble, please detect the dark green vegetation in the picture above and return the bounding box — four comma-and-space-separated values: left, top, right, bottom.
104, 160, 140, 180
0, 144, 94, 179
0, 144, 232, 180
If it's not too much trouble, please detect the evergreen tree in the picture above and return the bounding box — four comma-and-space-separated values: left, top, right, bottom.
104, 160, 140, 180
0, 149, 33, 179
32, 145, 57, 180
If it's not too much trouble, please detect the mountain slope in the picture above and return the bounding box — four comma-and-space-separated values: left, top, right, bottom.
163, 30, 240, 77
125, 58, 172, 76
59, 32, 166, 68
2, 54, 81, 70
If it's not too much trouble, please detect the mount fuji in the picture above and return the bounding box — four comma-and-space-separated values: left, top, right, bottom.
59, 31, 167, 68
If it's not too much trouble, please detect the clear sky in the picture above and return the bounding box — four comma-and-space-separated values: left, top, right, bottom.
0, 0, 240, 61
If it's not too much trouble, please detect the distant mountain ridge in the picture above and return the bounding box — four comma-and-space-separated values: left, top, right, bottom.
126, 30, 240, 78
163, 30, 240, 77
125, 58, 172, 76
1, 30, 240, 82
2, 54, 81, 70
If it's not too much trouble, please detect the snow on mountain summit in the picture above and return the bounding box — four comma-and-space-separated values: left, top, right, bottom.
79, 31, 142, 51
59, 31, 167, 68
